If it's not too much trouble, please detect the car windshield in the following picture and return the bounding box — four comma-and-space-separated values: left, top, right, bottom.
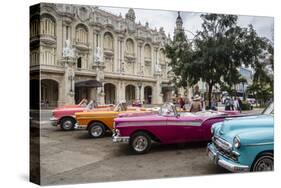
113, 103, 127, 112
262, 102, 274, 115
159, 103, 177, 116
85, 100, 94, 111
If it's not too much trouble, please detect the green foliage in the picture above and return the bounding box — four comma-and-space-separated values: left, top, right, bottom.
165, 13, 272, 107
247, 83, 272, 107
241, 101, 252, 110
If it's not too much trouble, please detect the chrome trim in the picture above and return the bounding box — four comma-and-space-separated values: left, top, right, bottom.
243, 142, 274, 147
214, 136, 232, 152
207, 144, 249, 172
49, 117, 58, 126
74, 123, 87, 129
49, 117, 58, 121
217, 159, 249, 172
232, 151, 240, 157
112, 134, 130, 143
118, 121, 202, 127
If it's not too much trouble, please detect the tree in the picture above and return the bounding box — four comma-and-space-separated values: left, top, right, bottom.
165, 13, 270, 108
247, 83, 272, 107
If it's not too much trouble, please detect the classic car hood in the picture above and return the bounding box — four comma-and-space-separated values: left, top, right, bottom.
217, 114, 273, 143
75, 110, 143, 118
115, 114, 165, 123
76, 110, 118, 117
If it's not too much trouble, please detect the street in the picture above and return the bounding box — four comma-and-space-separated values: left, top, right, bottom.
39, 123, 227, 185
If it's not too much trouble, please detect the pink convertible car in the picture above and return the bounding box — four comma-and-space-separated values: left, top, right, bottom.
113, 103, 241, 154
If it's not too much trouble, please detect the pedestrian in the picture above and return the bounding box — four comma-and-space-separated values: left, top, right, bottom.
179, 97, 185, 110
211, 97, 217, 111
190, 95, 202, 112
230, 97, 235, 110
238, 97, 242, 113
234, 97, 241, 112
224, 96, 231, 111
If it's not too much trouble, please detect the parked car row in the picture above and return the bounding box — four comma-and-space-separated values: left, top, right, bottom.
50, 100, 274, 173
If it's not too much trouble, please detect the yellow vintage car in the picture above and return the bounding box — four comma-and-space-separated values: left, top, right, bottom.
74, 102, 157, 138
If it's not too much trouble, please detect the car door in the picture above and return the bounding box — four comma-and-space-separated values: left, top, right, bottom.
181, 118, 203, 142
165, 116, 186, 143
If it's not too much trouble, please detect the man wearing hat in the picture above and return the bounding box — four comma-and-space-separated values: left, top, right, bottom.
190, 94, 202, 112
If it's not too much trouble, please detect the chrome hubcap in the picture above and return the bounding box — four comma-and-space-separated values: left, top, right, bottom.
254, 156, 273, 171
133, 136, 148, 152
63, 120, 73, 129
91, 126, 103, 137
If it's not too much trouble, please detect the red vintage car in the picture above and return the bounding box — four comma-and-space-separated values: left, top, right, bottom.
50, 100, 112, 130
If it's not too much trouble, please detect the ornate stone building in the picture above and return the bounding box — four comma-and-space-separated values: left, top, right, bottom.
30, 3, 174, 107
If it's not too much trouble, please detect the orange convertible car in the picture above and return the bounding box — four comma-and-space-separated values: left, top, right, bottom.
74, 102, 158, 138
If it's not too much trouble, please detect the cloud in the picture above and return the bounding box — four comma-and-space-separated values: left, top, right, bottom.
101, 6, 274, 41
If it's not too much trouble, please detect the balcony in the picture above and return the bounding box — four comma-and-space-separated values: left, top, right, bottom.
73, 41, 90, 51
30, 34, 56, 46
124, 52, 136, 64
144, 57, 152, 65
103, 48, 114, 57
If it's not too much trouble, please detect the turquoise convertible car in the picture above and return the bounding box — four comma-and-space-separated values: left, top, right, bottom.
207, 102, 273, 172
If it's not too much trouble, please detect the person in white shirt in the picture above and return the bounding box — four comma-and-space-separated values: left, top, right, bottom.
234, 97, 241, 112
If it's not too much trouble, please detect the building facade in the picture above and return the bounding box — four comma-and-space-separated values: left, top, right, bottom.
30, 3, 174, 107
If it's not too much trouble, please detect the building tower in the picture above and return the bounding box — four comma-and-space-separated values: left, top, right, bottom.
174, 11, 184, 37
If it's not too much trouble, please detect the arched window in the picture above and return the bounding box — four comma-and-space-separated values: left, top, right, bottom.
40, 14, 56, 36
75, 24, 88, 44
125, 38, 134, 56
104, 83, 116, 104
103, 32, 114, 51
125, 85, 136, 104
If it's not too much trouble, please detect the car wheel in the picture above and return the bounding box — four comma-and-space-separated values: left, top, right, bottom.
88, 122, 106, 138
130, 132, 151, 154
60, 117, 75, 131
251, 152, 274, 172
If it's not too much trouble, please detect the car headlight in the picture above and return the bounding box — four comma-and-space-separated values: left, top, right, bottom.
233, 136, 241, 149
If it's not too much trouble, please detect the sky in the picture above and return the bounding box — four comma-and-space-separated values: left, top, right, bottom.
100, 6, 274, 42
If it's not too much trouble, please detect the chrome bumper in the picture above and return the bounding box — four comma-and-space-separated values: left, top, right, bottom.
74, 123, 87, 130
112, 134, 130, 143
207, 143, 249, 172
49, 117, 58, 126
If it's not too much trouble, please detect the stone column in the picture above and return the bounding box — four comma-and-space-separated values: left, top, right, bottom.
140, 84, 144, 104
57, 79, 65, 106
62, 59, 76, 104
120, 38, 125, 73
89, 88, 97, 101
137, 41, 144, 74
121, 81, 126, 101
114, 36, 118, 72
95, 67, 105, 105
155, 77, 163, 104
